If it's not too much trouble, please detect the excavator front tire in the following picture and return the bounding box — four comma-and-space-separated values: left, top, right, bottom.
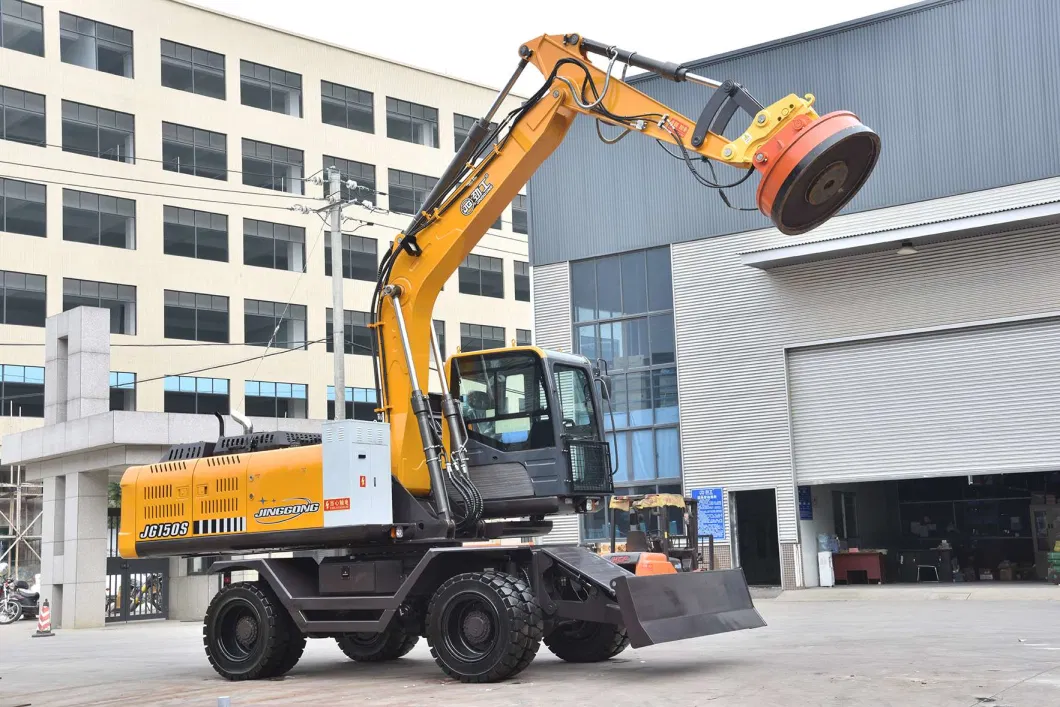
335, 624, 419, 661
203, 582, 302, 680
544, 620, 630, 663
426, 571, 542, 683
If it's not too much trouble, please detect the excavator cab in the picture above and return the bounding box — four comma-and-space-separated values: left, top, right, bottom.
447, 346, 614, 520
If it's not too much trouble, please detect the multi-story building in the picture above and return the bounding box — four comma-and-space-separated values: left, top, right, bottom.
0, 0, 533, 459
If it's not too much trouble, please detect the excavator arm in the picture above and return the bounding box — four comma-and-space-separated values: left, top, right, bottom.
376, 33, 880, 498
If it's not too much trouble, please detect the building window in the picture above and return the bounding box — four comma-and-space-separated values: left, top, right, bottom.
321, 80, 373, 133
163, 375, 228, 414
516, 329, 531, 346
1, 85, 45, 146
573, 247, 678, 541
459, 254, 504, 298
514, 261, 530, 302
0, 177, 46, 238
326, 309, 373, 356
160, 39, 225, 99
162, 122, 226, 181
453, 113, 476, 150
512, 194, 528, 235
324, 233, 377, 281
163, 290, 228, 343
163, 206, 227, 262
386, 97, 438, 147
243, 218, 305, 272
434, 320, 446, 358
0, 270, 46, 327
62, 278, 136, 335
327, 386, 377, 421
59, 12, 133, 77
240, 59, 301, 117
245, 380, 307, 419
387, 169, 436, 215
242, 138, 303, 194
460, 323, 504, 353
62, 188, 135, 249
109, 371, 135, 411
323, 155, 376, 203
0, 364, 44, 417
244, 299, 306, 349
1, 0, 44, 57
61, 100, 134, 163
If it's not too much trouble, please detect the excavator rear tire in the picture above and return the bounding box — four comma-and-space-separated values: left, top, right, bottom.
543, 620, 630, 663
426, 571, 542, 683
335, 624, 419, 662
203, 582, 294, 681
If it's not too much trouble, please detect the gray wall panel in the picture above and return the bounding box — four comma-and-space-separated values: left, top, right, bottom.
529, 0, 1060, 266
673, 219, 1060, 541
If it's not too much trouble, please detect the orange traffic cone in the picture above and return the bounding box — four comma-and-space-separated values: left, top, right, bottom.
33, 598, 54, 637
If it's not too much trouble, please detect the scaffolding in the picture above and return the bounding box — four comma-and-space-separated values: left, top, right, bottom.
0, 465, 43, 583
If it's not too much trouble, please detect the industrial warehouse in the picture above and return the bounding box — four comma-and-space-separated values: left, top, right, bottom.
531, 0, 1060, 589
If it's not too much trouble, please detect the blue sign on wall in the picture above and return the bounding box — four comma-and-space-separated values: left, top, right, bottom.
799, 486, 813, 520
691, 487, 727, 541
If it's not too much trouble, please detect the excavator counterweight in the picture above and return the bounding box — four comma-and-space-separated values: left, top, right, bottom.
119, 33, 878, 684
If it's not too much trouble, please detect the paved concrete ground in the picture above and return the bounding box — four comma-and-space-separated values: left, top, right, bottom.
1, 600, 1058, 707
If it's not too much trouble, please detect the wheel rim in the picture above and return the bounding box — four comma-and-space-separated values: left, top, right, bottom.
345, 632, 384, 648
216, 602, 261, 663
555, 620, 597, 641
440, 591, 498, 663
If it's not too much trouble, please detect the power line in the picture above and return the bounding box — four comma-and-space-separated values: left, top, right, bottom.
343, 217, 529, 258
0, 160, 323, 201
33, 143, 320, 183
0, 173, 310, 212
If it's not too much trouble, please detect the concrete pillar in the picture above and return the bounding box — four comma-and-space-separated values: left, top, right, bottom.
44, 307, 111, 425
38, 307, 112, 627
167, 556, 217, 621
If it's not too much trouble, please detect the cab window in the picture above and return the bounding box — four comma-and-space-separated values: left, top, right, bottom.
454, 352, 553, 452
553, 364, 599, 439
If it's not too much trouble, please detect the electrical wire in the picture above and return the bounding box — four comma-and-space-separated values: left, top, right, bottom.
0, 173, 310, 212
0, 160, 323, 201
248, 217, 329, 383
31, 143, 320, 182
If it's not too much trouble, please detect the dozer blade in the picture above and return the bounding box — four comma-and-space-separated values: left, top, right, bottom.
612, 569, 766, 648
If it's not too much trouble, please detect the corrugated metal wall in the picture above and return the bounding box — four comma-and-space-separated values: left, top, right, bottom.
528, 0, 1060, 266
788, 317, 1060, 484
530, 262, 580, 543
674, 203, 1060, 542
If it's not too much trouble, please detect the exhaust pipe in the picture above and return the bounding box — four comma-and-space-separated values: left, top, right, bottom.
230, 410, 254, 435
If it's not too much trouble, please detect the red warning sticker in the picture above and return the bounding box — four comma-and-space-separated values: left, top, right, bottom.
359, 475, 367, 488
668, 119, 689, 138
324, 497, 350, 511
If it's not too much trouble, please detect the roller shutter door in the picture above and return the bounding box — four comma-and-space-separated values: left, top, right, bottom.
788, 317, 1060, 484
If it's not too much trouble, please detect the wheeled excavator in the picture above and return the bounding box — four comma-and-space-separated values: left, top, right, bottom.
119, 33, 880, 683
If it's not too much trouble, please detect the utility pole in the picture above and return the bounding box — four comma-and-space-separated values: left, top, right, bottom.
327, 167, 346, 419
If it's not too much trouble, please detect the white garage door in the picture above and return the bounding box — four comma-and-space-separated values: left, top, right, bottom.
788, 317, 1060, 484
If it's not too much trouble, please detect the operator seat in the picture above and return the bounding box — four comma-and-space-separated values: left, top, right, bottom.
625, 529, 650, 552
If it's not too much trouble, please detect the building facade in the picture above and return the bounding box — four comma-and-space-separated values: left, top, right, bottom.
0, 0, 531, 589
530, 0, 1060, 588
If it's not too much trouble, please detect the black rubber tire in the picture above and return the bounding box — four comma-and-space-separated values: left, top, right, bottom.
203, 582, 292, 681
262, 610, 306, 678
544, 620, 630, 663
335, 624, 419, 662
426, 571, 542, 683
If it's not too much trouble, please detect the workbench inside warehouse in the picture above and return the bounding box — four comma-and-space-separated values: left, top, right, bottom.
805, 473, 1060, 587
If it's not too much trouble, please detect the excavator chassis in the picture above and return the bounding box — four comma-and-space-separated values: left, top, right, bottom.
205, 544, 764, 683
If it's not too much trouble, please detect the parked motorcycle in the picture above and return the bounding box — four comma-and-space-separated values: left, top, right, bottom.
0, 563, 40, 625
